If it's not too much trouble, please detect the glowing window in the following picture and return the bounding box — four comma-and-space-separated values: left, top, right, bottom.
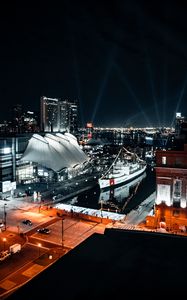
162, 156, 166, 165
173, 179, 182, 199
156, 184, 171, 205
3, 147, 11, 154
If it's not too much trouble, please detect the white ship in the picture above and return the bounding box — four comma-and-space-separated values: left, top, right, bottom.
98, 147, 147, 190
99, 171, 147, 203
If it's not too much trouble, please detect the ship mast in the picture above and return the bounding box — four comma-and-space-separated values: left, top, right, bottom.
100, 147, 123, 179
122, 147, 144, 163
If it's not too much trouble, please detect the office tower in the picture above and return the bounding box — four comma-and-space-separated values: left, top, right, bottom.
68, 100, 78, 134
59, 100, 69, 132
41, 96, 79, 134
59, 99, 78, 133
40, 96, 60, 132
175, 112, 185, 135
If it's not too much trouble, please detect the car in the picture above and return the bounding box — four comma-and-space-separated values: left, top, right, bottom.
37, 228, 50, 234
22, 219, 32, 226
0, 250, 11, 261
17, 192, 27, 197
0, 222, 4, 228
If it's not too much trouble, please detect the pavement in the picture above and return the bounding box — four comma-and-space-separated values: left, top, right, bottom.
0, 179, 157, 299
0, 194, 108, 299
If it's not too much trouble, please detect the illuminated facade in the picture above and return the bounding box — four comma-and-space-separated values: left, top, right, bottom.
20, 132, 88, 173
0, 135, 32, 194
146, 143, 187, 231
40, 96, 60, 132
0, 132, 88, 196
40, 96, 78, 134
59, 100, 78, 134
155, 144, 187, 208
175, 112, 186, 135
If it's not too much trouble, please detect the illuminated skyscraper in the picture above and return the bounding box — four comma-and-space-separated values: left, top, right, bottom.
68, 100, 78, 134
40, 96, 60, 132
40, 96, 78, 133
175, 112, 185, 135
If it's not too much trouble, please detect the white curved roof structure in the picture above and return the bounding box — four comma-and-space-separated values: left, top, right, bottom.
20, 133, 89, 172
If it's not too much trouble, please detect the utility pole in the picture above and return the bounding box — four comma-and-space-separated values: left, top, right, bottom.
4, 204, 7, 231
61, 217, 64, 247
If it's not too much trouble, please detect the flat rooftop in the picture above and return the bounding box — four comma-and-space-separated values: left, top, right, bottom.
7, 229, 187, 299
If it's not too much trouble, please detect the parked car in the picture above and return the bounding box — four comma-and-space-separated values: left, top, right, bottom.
0, 222, 4, 228
0, 250, 11, 261
22, 219, 32, 226
17, 192, 27, 197
37, 228, 50, 234
9, 243, 21, 254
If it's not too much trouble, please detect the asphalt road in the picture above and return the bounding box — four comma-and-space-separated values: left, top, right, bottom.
0, 202, 106, 300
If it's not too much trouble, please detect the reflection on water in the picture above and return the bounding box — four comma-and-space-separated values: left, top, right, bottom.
98, 172, 147, 213
65, 167, 156, 215
68, 196, 78, 205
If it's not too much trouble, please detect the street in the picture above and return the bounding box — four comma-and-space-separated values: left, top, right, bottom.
0, 197, 106, 299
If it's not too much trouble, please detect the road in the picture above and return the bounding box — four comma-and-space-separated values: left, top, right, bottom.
0, 180, 156, 299
124, 192, 156, 224
0, 200, 106, 299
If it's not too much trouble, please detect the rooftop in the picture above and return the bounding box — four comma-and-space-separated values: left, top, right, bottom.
7, 228, 187, 299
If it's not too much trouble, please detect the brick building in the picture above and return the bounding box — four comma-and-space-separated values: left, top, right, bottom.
146, 143, 187, 231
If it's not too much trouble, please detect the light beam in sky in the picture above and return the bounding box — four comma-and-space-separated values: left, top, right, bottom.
91, 48, 117, 123
170, 76, 187, 127
145, 61, 161, 127
115, 63, 151, 127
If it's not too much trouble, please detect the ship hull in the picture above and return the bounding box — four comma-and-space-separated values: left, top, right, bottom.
98, 164, 147, 190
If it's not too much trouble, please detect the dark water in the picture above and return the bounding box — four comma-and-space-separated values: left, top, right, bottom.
64, 166, 156, 214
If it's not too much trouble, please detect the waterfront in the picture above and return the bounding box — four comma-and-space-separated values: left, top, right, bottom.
62, 165, 156, 215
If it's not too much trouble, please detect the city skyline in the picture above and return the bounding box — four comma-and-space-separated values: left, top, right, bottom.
0, 1, 187, 128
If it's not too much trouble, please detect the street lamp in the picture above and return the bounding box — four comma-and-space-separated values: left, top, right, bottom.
4, 204, 7, 231
61, 217, 65, 248
3, 237, 6, 251
38, 243, 41, 257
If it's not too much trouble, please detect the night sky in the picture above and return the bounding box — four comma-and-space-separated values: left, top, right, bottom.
0, 1, 187, 127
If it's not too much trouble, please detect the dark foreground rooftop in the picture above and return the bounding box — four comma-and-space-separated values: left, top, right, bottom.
7, 229, 187, 299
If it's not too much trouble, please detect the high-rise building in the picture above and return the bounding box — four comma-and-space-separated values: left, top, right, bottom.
40, 96, 60, 132
175, 112, 185, 135
40, 96, 79, 134
59, 100, 70, 132
68, 100, 78, 134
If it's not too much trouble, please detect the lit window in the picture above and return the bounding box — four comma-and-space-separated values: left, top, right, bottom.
156, 184, 171, 206
173, 179, 182, 200
162, 156, 166, 165
3, 147, 11, 154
